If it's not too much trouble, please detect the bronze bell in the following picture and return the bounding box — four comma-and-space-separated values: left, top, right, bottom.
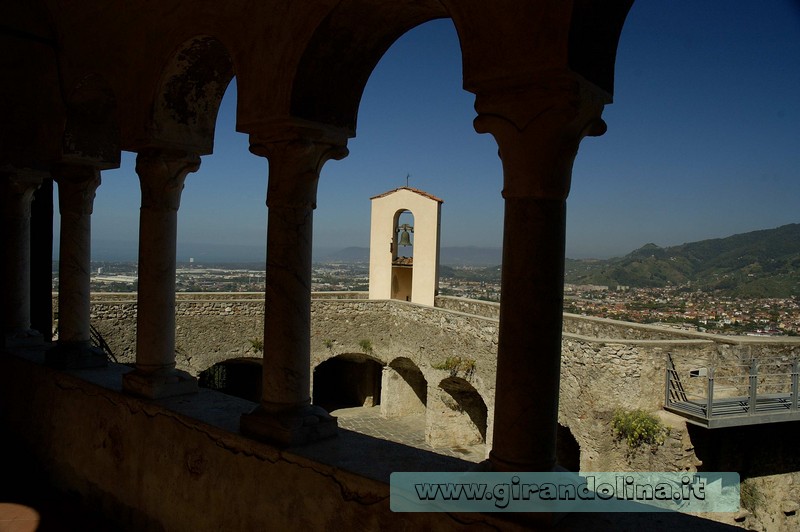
397, 223, 413, 247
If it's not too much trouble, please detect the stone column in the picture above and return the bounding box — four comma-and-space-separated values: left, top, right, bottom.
241, 123, 348, 446
30, 178, 54, 342
46, 164, 106, 368
1, 169, 45, 347
473, 75, 608, 471
122, 149, 200, 399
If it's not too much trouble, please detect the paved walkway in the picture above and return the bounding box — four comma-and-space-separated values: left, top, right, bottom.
331, 406, 486, 463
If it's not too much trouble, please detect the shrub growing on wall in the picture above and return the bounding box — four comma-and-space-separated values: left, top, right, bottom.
611, 409, 668, 449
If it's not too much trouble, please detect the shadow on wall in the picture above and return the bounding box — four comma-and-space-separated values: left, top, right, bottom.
427, 377, 487, 448
688, 421, 800, 477
557, 423, 581, 472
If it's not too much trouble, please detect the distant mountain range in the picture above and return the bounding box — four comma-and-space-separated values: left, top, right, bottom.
565, 224, 800, 297
86, 224, 800, 297
310, 225, 800, 297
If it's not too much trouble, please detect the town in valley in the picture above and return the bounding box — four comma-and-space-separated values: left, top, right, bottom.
60, 259, 800, 337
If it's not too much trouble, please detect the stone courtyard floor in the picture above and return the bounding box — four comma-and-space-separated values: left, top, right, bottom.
330, 406, 486, 463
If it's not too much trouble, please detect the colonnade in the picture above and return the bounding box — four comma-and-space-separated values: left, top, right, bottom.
2, 70, 609, 472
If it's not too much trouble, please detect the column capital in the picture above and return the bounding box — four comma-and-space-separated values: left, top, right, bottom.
136, 148, 200, 211
248, 119, 349, 209
1, 169, 46, 218
53, 163, 101, 216
473, 71, 608, 200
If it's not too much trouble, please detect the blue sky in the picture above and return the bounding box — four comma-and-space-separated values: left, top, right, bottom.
78, 0, 800, 262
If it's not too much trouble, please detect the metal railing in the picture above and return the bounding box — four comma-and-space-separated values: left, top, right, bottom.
665, 355, 800, 428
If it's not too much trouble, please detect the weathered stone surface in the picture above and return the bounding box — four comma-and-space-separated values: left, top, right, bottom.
56, 292, 800, 530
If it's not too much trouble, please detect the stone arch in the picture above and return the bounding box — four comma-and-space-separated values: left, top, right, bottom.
312, 353, 384, 412
291, 0, 448, 130
62, 73, 121, 167
439, 1, 631, 95
380, 357, 427, 418
556, 423, 581, 472
149, 35, 235, 154
567, 1, 633, 95
198, 357, 262, 403
426, 376, 487, 448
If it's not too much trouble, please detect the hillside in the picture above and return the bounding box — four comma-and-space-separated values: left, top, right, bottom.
565, 224, 800, 297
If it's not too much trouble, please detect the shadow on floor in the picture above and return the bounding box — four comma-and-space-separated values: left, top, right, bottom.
0, 423, 121, 532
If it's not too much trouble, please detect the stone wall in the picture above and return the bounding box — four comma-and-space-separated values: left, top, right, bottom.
74, 293, 800, 447
51, 292, 800, 529
72, 294, 499, 451
0, 351, 535, 532
435, 295, 500, 319
309, 299, 498, 451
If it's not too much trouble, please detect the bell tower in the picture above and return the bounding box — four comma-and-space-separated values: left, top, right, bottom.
368, 187, 442, 306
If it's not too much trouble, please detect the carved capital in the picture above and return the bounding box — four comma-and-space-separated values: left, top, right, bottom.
53, 163, 101, 216
136, 149, 200, 211
248, 119, 349, 209
473, 72, 607, 200
1, 169, 45, 219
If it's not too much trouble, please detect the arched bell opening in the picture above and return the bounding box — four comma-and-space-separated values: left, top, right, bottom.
391, 209, 415, 301
380, 357, 427, 418
426, 376, 487, 448
198, 357, 262, 402
312, 354, 384, 412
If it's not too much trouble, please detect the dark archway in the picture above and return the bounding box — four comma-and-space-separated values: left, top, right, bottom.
556, 423, 581, 472
313, 354, 384, 412
198, 357, 262, 402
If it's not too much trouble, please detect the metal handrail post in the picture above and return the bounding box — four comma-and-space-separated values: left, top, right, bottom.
706, 367, 715, 419
792, 359, 799, 412
665, 357, 673, 407
748, 359, 758, 416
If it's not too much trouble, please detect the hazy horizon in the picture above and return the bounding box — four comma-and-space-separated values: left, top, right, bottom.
54, 220, 800, 264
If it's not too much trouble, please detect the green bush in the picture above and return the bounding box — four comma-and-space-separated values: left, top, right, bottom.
611, 409, 668, 449
432, 356, 477, 378
358, 339, 373, 355
249, 338, 264, 353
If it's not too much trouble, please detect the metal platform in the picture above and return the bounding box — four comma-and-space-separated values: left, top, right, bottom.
665, 356, 800, 428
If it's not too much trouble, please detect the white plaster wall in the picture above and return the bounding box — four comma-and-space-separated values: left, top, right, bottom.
369, 189, 441, 306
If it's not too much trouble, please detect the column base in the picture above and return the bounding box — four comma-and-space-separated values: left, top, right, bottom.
488, 449, 559, 473
122, 368, 198, 399
480, 457, 570, 528
45, 341, 107, 369
240, 404, 338, 447
3, 328, 43, 349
